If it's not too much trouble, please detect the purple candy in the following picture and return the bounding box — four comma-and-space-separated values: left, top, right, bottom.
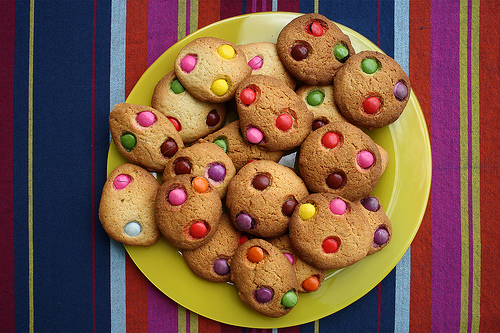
374, 228, 389, 245
361, 197, 380, 212
213, 259, 230, 276
394, 81, 408, 100
255, 287, 274, 303
235, 213, 253, 230
208, 163, 226, 181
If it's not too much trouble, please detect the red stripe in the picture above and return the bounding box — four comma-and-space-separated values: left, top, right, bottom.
198, 316, 221, 332
277, 1, 300, 12
220, 0, 242, 20
408, 0, 432, 332
198, 0, 220, 28
126, 255, 149, 332
377, 0, 381, 47
377, 283, 382, 333
0, 1, 15, 331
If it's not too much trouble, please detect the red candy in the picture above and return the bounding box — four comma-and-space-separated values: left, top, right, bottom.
322, 238, 339, 253
240, 88, 256, 105
190, 222, 208, 238
308, 22, 324, 37
363, 96, 381, 114
321, 132, 340, 148
276, 114, 293, 131
168, 117, 181, 131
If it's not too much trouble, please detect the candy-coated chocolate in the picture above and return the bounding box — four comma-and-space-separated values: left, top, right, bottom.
213, 258, 230, 276
302, 276, 320, 292
120, 133, 136, 151
168, 188, 186, 206
306, 90, 324, 106
394, 81, 408, 100
113, 174, 131, 190
308, 21, 324, 37
170, 78, 185, 94
282, 199, 298, 217
275, 114, 293, 131
363, 96, 381, 114
333, 43, 349, 62
374, 228, 389, 245
217, 44, 235, 59
189, 221, 208, 238
206, 110, 220, 127
247, 246, 264, 263
321, 132, 340, 148
329, 198, 347, 215
213, 138, 228, 153
192, 177, 209, 193
322, 237, 339, 253
248, 56, 263, 70
255, 287, 274, 303
123, 221, 142, 237
299, 203, 316, 220
180, 54, 197, 73
281, 290, 298, 308
208, 163, 226, 181
235, 213, 253, 230
136, 111, 156, 127
361, 196, 380, 212
161, 140, 178, 157
252, 174, 270, 190
361, 57, 379, 74
291, 44, 308, 60
357, 150, 374, 169
211, 79, 229, 96
239, 234, 250, 245
246, 127, 264, 144
175, 159, 192, 175
312, 119, 327, 131
168, 117, 181, 131
326, 173, 344, 189
240, 88, 256, 105
284, 253, 294, 264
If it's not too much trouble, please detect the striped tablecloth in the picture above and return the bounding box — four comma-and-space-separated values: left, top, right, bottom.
2, 0, 499, 332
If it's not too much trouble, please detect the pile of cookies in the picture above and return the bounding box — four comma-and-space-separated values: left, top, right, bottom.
99, 13, 410, 318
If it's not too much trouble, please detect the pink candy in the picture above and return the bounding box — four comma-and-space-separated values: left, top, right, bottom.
357, 150, 374, 169
180, 54, 197, 73
136, 111, 156, 127
113, 174, 131, 190
329, 198, 347, 215
246, 127, 263, 144
168, 188, 186, 206
248, 56, 263, 70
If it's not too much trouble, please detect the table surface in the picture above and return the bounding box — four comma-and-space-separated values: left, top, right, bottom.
2, 1, 499, 332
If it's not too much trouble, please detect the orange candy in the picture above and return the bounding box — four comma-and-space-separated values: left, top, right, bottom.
247, 246, 264, 263
192, 177, 209, 193
302, 276, 320, 292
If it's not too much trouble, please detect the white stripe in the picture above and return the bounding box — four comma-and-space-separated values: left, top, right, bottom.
110, 0, 127, 332
394, 0, 411, 332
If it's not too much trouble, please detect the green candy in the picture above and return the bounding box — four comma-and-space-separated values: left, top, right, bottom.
361, 58, 379, 74
213, 138, 228, 153
306, 90, 324, 106
281, 290, 298, 308
333, 44, 349, 62
120, 133, 136, 151
170, 78, 185, 94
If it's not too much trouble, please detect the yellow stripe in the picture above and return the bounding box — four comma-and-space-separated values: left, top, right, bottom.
178, 304, 187, 333
29, 0, 35, 332
314, 0, 319, 14
190, 0, 198, 34
178, 0, 187, 41
190, 311, 198, 333
470, 0, 481, 331
314, 319, 319, 333
458, 0, 469, 331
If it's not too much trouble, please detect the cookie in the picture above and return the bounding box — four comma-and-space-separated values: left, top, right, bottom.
276, 13, 355, 85
226, 160, 309, 238
267, 234, 326, 293
151, 70, 227, 144
298, 121, 388, 201
333, 50, 411, 129
235, 74, 313, 151
295, 84, 347, 131
230, 238, 299, 317
238, 42, 296, 90
289, 193, 372, 270
181, 213, 242, 282
161, 142, 236, 198
173, 37, 252, 103
109, 103, 184, 172
98, 163, 161, 246
155, 174, 222, 250
358, 196, 393, 255
199, 120, 284, 171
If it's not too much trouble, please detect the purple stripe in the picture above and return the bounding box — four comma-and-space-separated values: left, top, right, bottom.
148, 284, 179, 331
430, 1, 462, 332
147, 0, 179, 66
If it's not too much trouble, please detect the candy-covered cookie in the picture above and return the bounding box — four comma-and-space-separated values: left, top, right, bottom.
162, 142, 236, 198
155, 174, 222, 250
295, 84, 347, 131
276, 13, 355, 85
99, 163, 161, 246
289, 193, 372, 270
226, 160, 309, 238
230, 238, 299, 317
238, 42, 296, 90
358, 196, 393, 255
109, 103, 184, 172
199, 120, 284, 171
181, 213, 241, 282
151, 70, 227, 143
268, 234, 326, 293
235, 74, 313, 151
298, 121, 388, 201
333, 50, 411, 129
174, 37, 251, 103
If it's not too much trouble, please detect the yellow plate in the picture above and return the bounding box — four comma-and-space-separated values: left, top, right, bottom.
106, 12, 432, 329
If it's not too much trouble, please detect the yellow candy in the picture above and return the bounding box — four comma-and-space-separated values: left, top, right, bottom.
211, 79, 229, 96
299, 203, 316, 220
217, 45, 235, 59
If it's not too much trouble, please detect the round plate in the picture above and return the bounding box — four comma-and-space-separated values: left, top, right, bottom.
106, 12, 432, 329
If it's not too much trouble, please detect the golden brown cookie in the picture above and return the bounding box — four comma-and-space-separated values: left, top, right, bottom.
357, 196, 393, 255
230, 238, 299, 317
151, 70, 227, 144
155, 174, 222, 250
109, 103, 184, 172
276, 13, 355, 85
99, 163, 161, 246
333, 50, 411, 129
226, 160, 309, 238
